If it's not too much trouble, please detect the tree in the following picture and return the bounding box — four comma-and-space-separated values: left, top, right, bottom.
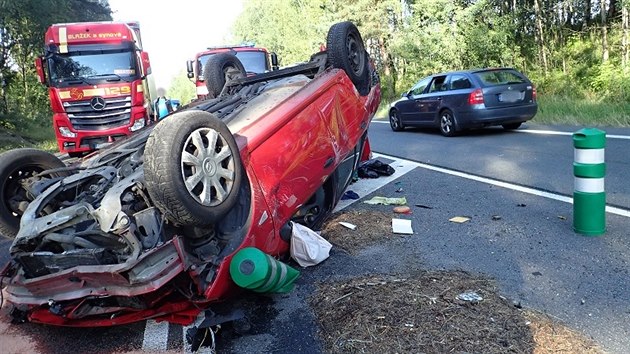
167, 71, 196, 105
0, 0, 111, 121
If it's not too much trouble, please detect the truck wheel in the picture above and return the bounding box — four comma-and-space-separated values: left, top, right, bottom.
203, 53, 246, 98
0, 149, 67, 239
144, 110, 243, 226
326, 21, 370, 96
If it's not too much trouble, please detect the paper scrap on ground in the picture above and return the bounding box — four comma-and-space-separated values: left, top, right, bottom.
392, 218, 413, 234
364, 196, 407, 205
339, 222, 357, 230
449, 216, 470, 223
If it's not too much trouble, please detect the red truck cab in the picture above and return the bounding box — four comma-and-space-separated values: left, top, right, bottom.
186, 45, 277, 99
35, 22, 154, 157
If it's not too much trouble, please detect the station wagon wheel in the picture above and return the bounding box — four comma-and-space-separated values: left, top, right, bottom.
439, 109, 458, 137
144, 110, 243, 226
326, 21, 370, 96
0, 149, 67, 239
502, 122, 522, 130
203, 53, 246, 98
389, 109, 404, 131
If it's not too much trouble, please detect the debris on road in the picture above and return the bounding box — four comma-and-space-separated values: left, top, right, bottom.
557, 215, 567, 220
290, 223, 333, 267
457, 291, 484, 303
415, 203, 434, 209
393, 205, 412, 214
364, 196, 407, 205
395, 187, 404, 193
358, 159, 396, 179
186, 307, 247, 352
341, 190, 360, 200
310, 271, 604, 354
517, 203, 527, 207
321, 211, 391, 254
392, 218, 413, 234
449, 216, 471, 223
338, 222, 357, 230
492, 215, 502, 220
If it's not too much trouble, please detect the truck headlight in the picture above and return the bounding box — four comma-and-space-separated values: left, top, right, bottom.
58, 127, 77, 138
129, 119, 145, 132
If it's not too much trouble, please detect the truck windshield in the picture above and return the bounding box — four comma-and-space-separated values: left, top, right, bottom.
48, 51, 138, 86
198, 51, 268, 76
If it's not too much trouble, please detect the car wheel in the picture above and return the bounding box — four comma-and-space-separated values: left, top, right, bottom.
502, 122, 522, 130
326, 21, 370, 96
439, 109, 458, 137
389, 109, 404, 131
0, 149, 67, 239
203, 53, 246, 98
144, 110, 243, 226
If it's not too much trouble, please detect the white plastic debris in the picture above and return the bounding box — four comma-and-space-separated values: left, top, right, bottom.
338, 222, 357, 230
290, 222, 333, 267
457, 291, 483, 303
392, 218, 413, 234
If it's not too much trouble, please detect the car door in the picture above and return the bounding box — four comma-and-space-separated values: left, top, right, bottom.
417, 75, 447, 123
396, 76, 431, 125
440, 73, 474, 115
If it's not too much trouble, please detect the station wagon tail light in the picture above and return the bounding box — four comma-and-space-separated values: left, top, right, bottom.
532, 86, 537, 101
468, 88, 484, 105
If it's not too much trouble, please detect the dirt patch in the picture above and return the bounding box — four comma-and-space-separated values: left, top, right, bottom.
310, 272, 603, 354
321, 210, 396, 254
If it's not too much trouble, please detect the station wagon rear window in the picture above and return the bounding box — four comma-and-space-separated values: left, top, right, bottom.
473, 70, 526, 87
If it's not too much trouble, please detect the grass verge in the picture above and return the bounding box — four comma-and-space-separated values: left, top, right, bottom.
0, 119, 57, 153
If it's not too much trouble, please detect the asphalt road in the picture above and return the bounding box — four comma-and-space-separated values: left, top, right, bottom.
1, 122, 629, 353
368, 121, 630, 209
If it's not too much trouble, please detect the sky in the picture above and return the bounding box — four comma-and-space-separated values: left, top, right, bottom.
108, 0, 244, 89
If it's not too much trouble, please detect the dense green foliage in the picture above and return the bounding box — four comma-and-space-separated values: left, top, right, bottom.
0, 0, 111, 130
167, 70, 197, 105
232, 0, 630, 115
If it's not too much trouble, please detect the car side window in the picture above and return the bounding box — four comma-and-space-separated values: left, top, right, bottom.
428, 75, 447, 93
449, 74, 472, 90
410, 77, 431, 96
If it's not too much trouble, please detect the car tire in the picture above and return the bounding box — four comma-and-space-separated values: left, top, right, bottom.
203, 53, 246, 98
0, 149, 67, 239
502, 122, 522, 130
439, 109, 458, 137
326, 21, 370, 96
144, 110, 243, 226
389, 109, 405, 131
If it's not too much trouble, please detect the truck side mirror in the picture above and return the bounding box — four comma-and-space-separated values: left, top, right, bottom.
140, 51, 151, 76
186, 60, 194, 79
270, 52, 279, 71
34, 57, 48, 86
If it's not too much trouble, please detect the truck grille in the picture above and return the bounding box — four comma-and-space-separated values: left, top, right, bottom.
64, 96, 132, 131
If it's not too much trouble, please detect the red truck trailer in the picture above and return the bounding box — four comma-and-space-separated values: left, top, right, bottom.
35, 22, 155, 157
186, 45, 277, 99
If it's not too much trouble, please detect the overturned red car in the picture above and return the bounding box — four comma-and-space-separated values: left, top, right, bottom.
0, 22, 380, 326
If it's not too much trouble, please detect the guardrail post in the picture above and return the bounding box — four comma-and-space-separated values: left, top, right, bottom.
573, 128, 606, 236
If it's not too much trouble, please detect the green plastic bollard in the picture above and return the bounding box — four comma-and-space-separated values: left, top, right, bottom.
229, 247, 300, 293
572, 128, 606, 236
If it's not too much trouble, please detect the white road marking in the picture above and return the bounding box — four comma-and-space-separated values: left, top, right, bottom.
334, 156, 418, 211
374, 152, 630, 218
141, 320, 169, 351
370, 120, 630, 140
